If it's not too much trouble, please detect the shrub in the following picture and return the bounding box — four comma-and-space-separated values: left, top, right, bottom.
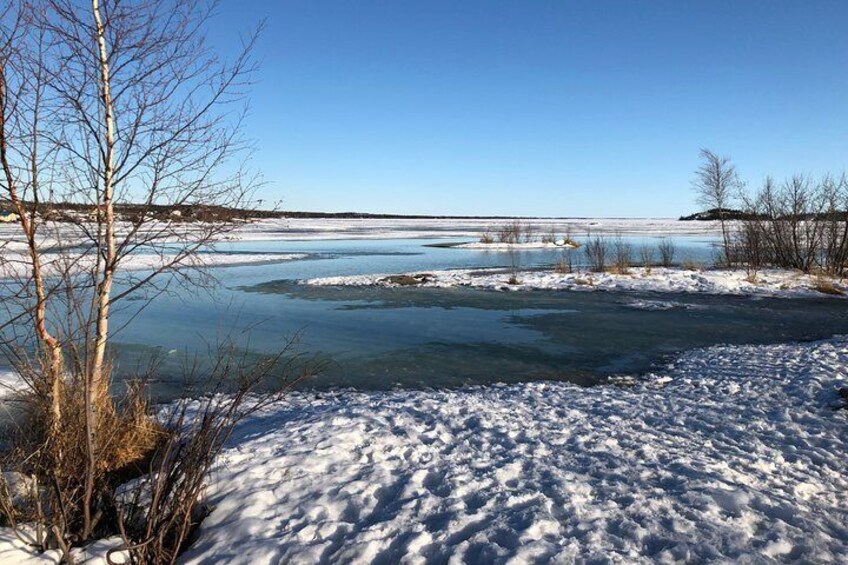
496, 221, 524, 244
611, 234, 632, 274
584, 236, 609, 273
554, 253, 573, 274
813, 275, 844, 296
638, 245, 654, 274
657, 238, 676, 267
734, 174, 848, 277
541, 228, 558, 245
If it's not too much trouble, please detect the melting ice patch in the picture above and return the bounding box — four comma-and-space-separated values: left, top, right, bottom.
624, 298, 698, 311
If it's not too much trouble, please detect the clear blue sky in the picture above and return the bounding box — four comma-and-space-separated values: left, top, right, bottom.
210, 1, 848, 217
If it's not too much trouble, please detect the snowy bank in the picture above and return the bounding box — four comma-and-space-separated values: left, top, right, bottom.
304, 267, 848, 298
183, 338, 848, 563
4, 337, 848, 563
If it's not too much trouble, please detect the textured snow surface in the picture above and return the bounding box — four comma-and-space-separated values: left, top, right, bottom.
174, 338, 848, 564
305, 267, 847, 298
3, 338, 847, 563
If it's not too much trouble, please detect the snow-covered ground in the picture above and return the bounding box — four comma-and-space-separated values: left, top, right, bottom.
304, 267, 847, 298
179, 337, 845, 563
9, 337, 845, 563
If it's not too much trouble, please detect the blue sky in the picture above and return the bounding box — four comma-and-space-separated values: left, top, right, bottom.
210, 1, 848, 217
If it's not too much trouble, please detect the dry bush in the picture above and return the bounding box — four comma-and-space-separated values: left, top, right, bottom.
657, 238, 676, 268
732, 220, 767, 278
1, 341, 315, 564
479, 230, 494, 244
495, 221, 537, 244
541, 228, 558, 245
611, 234, 632, 274
680, 258, 701, 271
735, 174, 848, 277
638, 245, 654, 274
1, 362, 164, 555
813, 274, 844, 296
554, 253, 573, 274
108, 344, 314, 565
583, 236, 608, 273
496, 221, 522, 244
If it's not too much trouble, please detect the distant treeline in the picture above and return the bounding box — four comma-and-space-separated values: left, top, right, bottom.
1, 201, 599, 222
680, 206, 848, 222
679, 208, 765, 221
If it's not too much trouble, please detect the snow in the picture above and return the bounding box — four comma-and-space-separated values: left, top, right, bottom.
172, 337, 847, 563
3, 338, 847, 563
0, 216, 725, 248
117, 252, 306, 272
304, 267, 847, 298
226, 217, 726, 242
0, 531, 125, 565
455, 241, 579, 250
0, 251, 306, 281
0, 370, 24, 398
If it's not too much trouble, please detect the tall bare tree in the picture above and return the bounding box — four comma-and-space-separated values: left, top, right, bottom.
0, 0, 277, 555
692, 148, 740, 265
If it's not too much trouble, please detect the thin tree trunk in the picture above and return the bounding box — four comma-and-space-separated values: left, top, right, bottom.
83, 0, 118, 538
0, 62, 63, 425
718, 213, 731, 266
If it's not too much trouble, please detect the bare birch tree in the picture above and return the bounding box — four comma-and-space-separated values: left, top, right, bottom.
0, 0, 292, 557
692, 148, 740, 266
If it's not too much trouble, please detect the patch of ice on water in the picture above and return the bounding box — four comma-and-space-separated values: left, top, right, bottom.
624, 298, 695, 311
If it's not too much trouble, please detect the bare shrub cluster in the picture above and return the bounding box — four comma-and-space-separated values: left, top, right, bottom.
611, 234, 632, 274
496, 221, 526, 244
582, 235, 678, 273
657, 238, 676, 268
583, 236, 608, 272
639, 245, 654, 273
733, 175, 848, 277
691, 149, 848, 278
480, 222, 579, 246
